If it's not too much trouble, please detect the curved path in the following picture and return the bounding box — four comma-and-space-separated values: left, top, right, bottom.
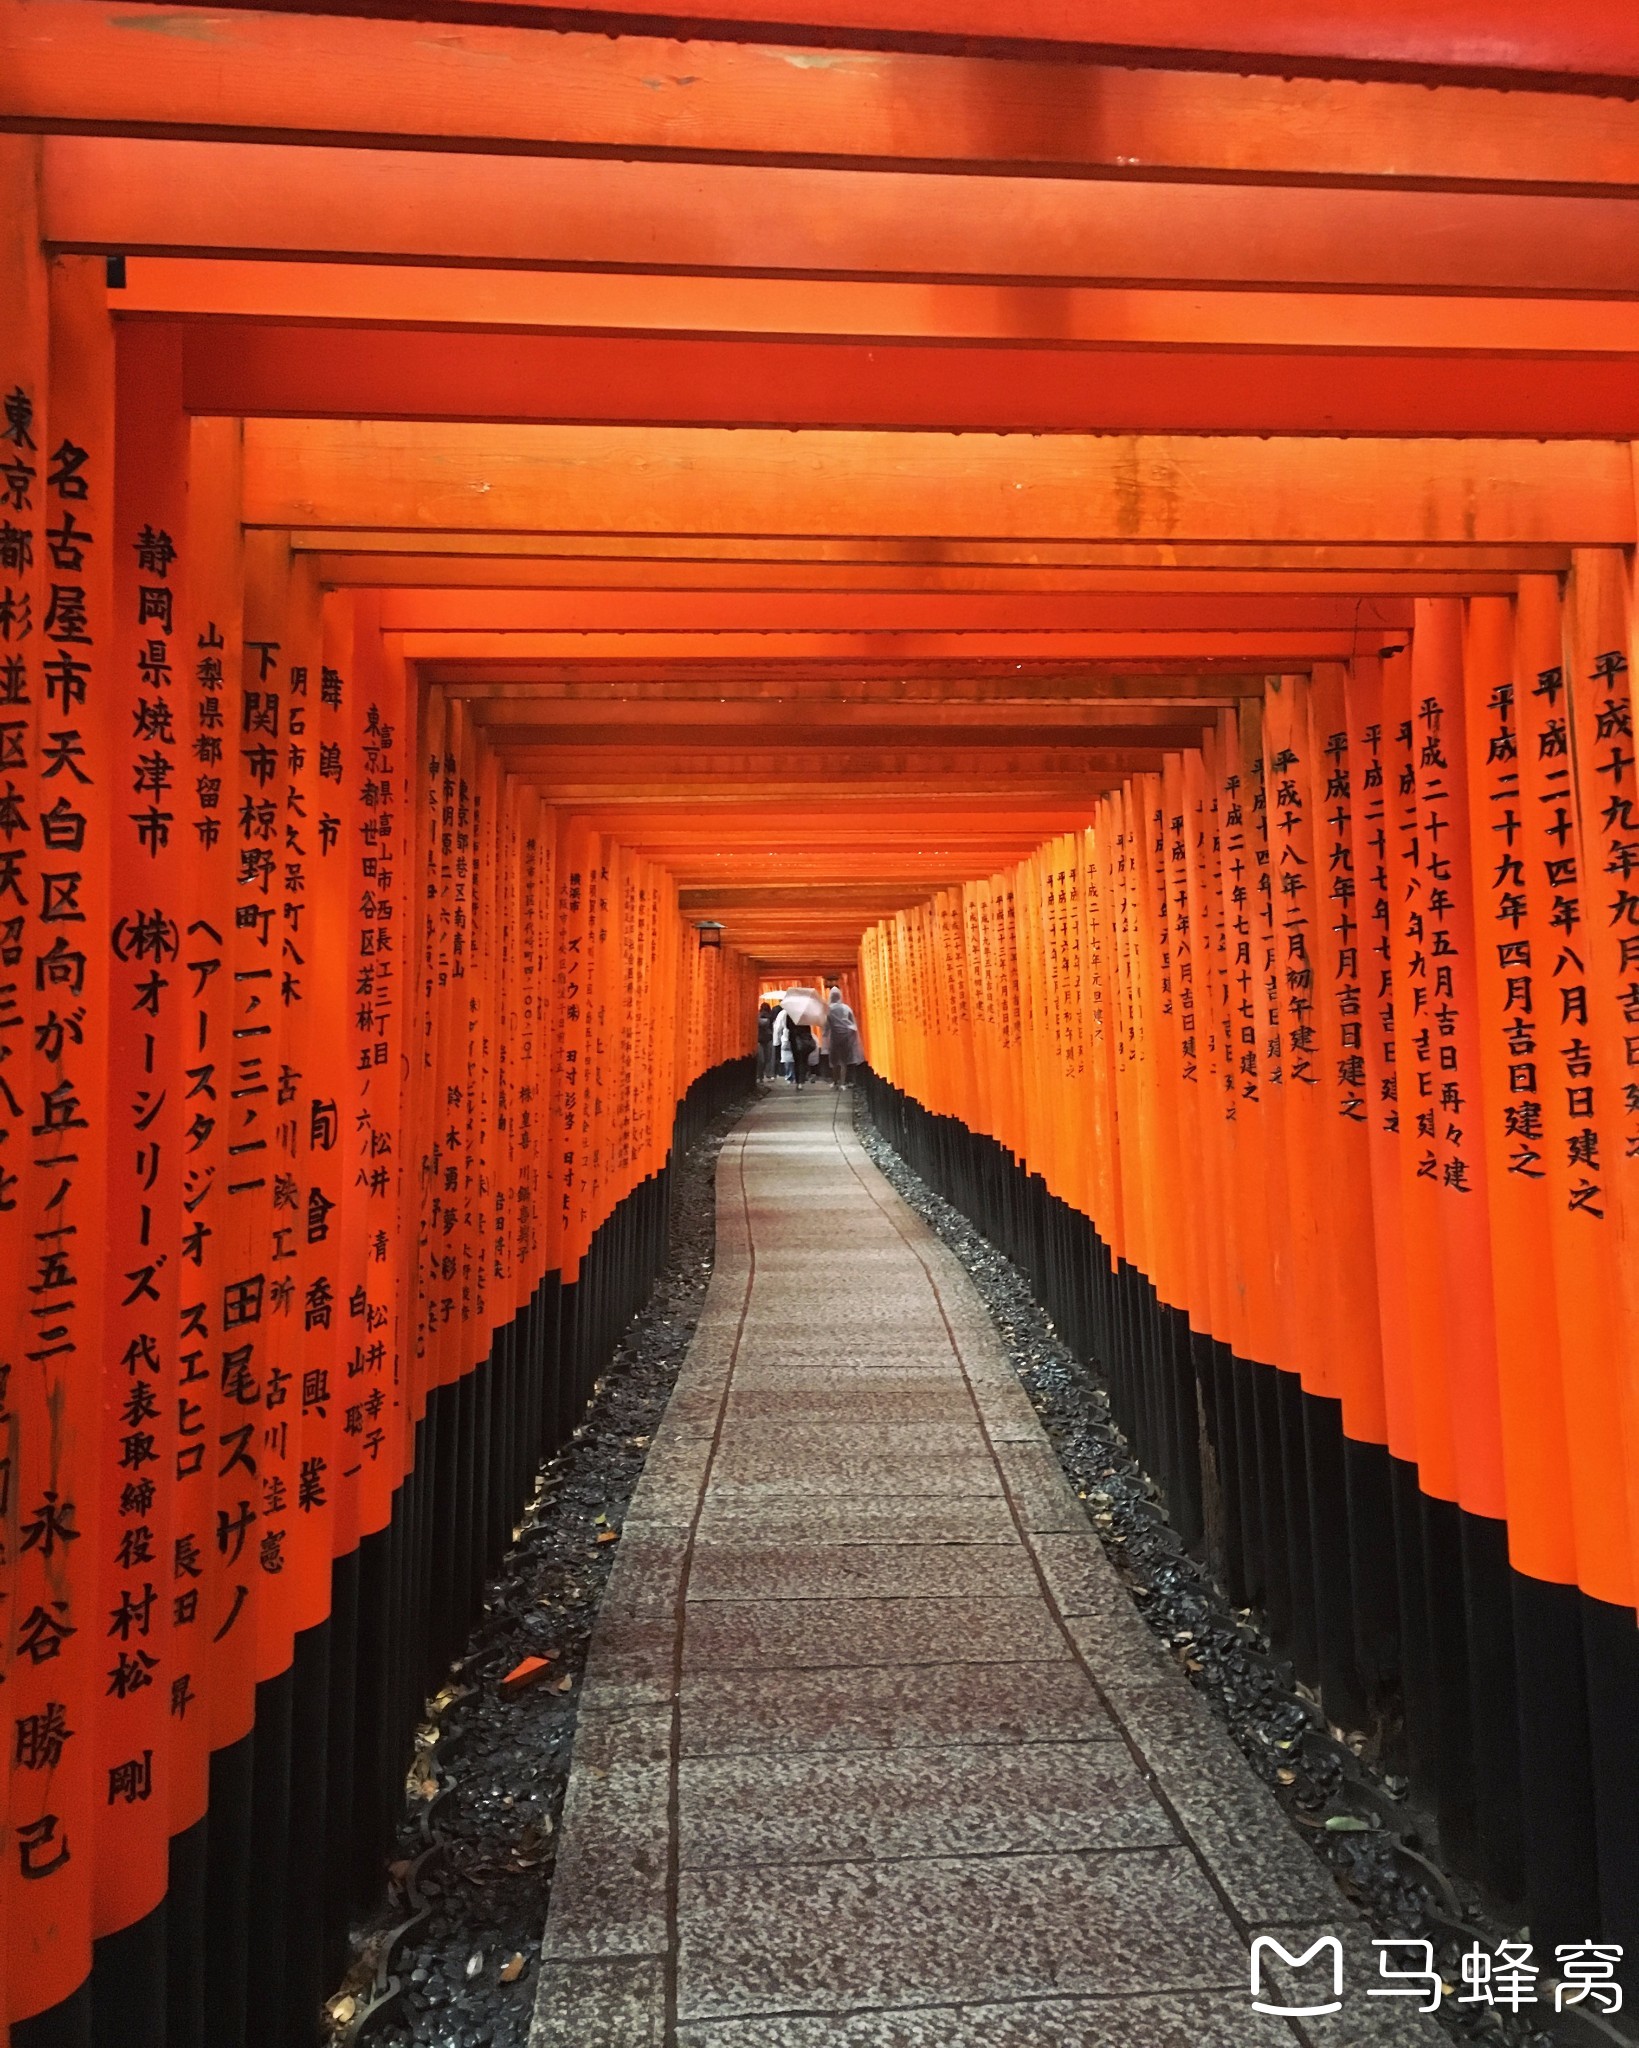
531, 1088, 1442, 2047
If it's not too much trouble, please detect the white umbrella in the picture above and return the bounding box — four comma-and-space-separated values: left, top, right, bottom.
781, 987, 825, 1027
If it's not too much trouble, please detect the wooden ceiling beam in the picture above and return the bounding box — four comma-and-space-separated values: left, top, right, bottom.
672, 859, 1050, 878
558, 797, 1098, 821
247, 421, 1635, 543
426, 663, 1283, 687
300, 533, 1572, 571
486, 723, 1208, 749
447, 675, 1266, 701
473, 701, 1212, 731
519, 779, 1127, 799
80, 0, 1639, 95
378, 590, 1411, 631
593, 852, 1085, 873
475, 701, 1212, 731
117, 259, 1639, 356
628, 848, 1076, 862
566, 818, 1093, 837
172, 320, 1639, 437
499, 745, 1173, 772
682, 884, 1018, 903
13, 4, 1639, 193
397, 631, 1395, 661
46, 139, 1639, 297
315, 556, 1522, 596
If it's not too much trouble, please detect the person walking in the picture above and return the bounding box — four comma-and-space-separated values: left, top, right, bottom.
772, 1003, 794, 1081
757, 1000, 776, 1083
788, 1014, 816, 1086
824, 985, 862, 1087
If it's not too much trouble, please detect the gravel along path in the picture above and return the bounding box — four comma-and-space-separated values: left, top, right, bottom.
323, 1094, 753, 2048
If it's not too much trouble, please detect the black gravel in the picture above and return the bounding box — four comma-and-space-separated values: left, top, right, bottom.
324, 1093, 752, 2048
855, 1097, 1628, 2048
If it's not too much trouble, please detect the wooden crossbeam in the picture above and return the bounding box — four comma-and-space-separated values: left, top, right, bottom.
683, 883, 1017, 903
316, 557, 1522, 596
398, 632, 1393, 661
474, 701, 1212, 731
95, 0, 1639, 93
517, 777, 1128, 798
246, 422, 1634, 543
427, 664, 1285, 688
378, 591, 1411, 631
170, 319, 1639, 437
46, 138, 1639, 296
498, 748, 1174, 779
11, 5, 1639, 193
120, 259, 1639, 357
560, 802, 1097, 824
449, 675, 1267, 701
485, 722, 1207, 749
300, 535, 1572, 571
558, 795, 1098, 818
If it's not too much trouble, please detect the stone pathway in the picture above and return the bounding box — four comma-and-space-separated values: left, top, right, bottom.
530, 1089, 1445, 2047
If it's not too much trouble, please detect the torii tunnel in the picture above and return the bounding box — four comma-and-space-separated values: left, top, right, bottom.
5, 1, 1639, 2042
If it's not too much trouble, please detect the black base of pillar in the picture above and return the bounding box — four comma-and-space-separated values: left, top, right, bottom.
861, 1069, 1630, 1950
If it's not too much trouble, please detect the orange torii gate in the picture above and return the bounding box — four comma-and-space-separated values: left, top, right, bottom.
4, 0, 1639, 2040
861, 583, 1639, 1969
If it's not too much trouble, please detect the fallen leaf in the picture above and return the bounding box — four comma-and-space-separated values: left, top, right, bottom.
596, 1529, 620, 1545
554, 1674, 574, 1692
1276, 1768, 1297, 1786
500, 1655, 557, 1694
499, 1954, 527, 1984
327, 1995, 357, 2026
1324, 1814, 1373, 1832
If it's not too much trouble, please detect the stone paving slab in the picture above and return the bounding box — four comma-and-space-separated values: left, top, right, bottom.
533, 1959, 665, 2048
701, 1452, 1004, 1503
674, 1992, 1300, 2048
677, 1740, 1177, 1867
677, 1661, 1120, 1758
543, 1707, 672, 1961
692, 1495, 1020, 1544
719, 1384, 973, 1421
598, 1528, 689, 1620
686, 1538, 1038, 1603
710, 1420, 985, 1459
675, 1848, 1246, 2020
682, 1593, 1071, 1672
533, 1089, 1444, 2047
729, 1352, 963, 1377
991, 1440, 1096, 1532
